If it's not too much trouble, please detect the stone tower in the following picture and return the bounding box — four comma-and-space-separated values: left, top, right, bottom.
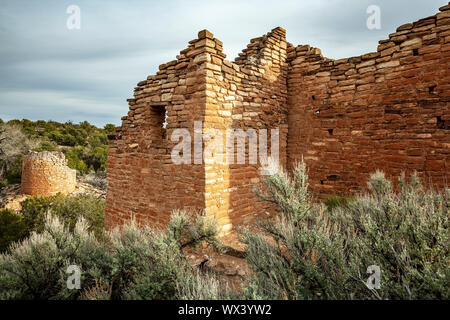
21, 151, 76, 196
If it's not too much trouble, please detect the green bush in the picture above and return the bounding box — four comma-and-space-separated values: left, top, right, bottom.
242, 163, 449, 300
0, 179, 7, 190
0, 123, 38, 186
324, 194, 355, 211
0, 211, 221, 300
81, 172, 108, 191
20, 194, 105, 239
176, 270, 236, 300
115, 222, 186, 300
5, 155, 23, 184
0, 216, 104, 299
63, 145, 108, 173
50, 194, 105, 239
0, 209, 28, 253
33, 139, 58, 152
108, 211, 220, 300
20, 195, 55, 233
2, 119, 112, 179
64, 147, 89, 174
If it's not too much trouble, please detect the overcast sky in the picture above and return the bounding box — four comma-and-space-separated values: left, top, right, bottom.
0, 0, 447, 127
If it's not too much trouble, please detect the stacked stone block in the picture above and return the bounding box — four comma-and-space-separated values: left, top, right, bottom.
106, 4, 450, 233
21, 151, 76, 196
287, 3, 450, 196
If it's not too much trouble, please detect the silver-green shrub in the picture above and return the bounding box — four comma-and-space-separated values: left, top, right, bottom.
176, 270, 236, 300
242, 162, 449, 300
0, 210, 221, 300
0, 215, 97, 299
80, 171, 108, 191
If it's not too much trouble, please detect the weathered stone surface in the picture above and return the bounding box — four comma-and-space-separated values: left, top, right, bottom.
377, 60, 400, 69
21, 152, 76, 196
397, 23, 413, 31
439, 4, 450, 11
105, 5, 450, 237
198, 29, 214, 39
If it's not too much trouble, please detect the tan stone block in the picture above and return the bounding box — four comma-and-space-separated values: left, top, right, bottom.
359, 66, 377, 74
204, 62, 221, 72
377, 60, 400, 69
437, 11, 450, 20
175, 62, 189, 70
211, 56, 223, 65
161, 93, 172, 101
400, 38, 422, 48
185, 77, 197, 86
174, 85, 187, 94
218, 110, 231, 117
198, 29, 214, 39
397, 23, 413, 31
437, 17, 450, 26
161, 82, 177, 89
195, 38, 216, 48
205, 90, 216, 98
193, 53, 211, 64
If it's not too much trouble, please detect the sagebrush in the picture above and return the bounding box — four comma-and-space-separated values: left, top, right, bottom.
0, 210, 221, 300
242, 162, 449, 300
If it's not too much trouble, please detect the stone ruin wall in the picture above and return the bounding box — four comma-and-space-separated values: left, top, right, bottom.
201, 27, 289, 230
106, 4, 450, 233
105, 33, 207, 231
105, 28, 288, 232
287, 5, 450, 196
21, 151, 77, 196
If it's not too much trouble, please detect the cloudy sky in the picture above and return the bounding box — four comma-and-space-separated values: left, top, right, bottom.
0, 0, 447, 127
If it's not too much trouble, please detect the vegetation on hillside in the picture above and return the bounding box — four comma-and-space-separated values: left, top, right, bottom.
241, 164, 449, 300
0, 193, 105, 252
0, 209, 28, 253
0, 211, 221, 300
0, 119, 115, 188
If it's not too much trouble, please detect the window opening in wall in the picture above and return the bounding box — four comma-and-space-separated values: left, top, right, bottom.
413, 48, 419, 56
328, 128, 334, 135
151, 105, 168, 139
437, 116, 449, 130
162, 106, 167, 139
429, 85, 436, 94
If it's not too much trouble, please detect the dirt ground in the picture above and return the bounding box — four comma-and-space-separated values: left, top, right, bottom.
183, 232, 252, 292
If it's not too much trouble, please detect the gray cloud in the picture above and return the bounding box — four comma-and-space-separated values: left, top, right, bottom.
0, 0, 447, 126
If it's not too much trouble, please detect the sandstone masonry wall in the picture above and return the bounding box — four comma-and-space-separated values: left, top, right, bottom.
106, 4, 450, 233
287, 5, 450, 196
21, 151, 76, 196
200, 27, 289, 230
105, 33, 209, 230
105, 28, 288, 232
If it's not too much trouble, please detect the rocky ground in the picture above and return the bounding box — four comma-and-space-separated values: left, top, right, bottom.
184, 232, 251, 292
0, 181, 106, 212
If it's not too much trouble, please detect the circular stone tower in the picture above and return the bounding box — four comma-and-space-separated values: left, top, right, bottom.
21, 151, 77, 196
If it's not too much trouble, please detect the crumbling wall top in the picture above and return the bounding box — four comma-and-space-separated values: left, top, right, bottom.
23, 151, 69, 166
